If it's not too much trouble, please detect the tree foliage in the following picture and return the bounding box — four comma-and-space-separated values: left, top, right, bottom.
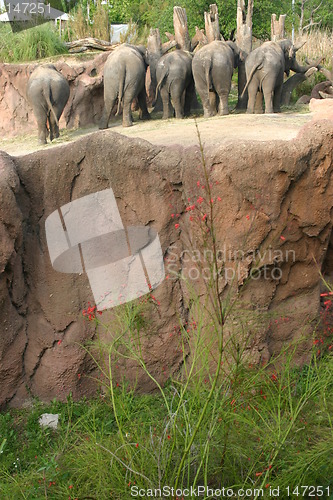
72, 0, 333, 40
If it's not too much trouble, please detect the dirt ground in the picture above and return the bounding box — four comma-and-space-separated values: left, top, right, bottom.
0, 110, 313, 157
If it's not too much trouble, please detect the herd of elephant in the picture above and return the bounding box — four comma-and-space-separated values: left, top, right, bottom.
27, 38, 315, 144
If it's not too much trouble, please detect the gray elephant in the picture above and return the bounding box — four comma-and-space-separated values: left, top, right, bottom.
99, 44, 150, 128
192, 40, 242, 117
26, 64, 70, 144
243, 39, 312, 114
153, 50, 194, 119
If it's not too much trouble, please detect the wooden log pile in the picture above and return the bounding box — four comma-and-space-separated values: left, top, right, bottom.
65, 37, 120, 53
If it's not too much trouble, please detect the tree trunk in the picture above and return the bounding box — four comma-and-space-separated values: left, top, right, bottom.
204, 4, 221, 43
147, 28, 162, 56
271, 14, 286, 41
281, 67, 318, 106
173, 6, 191, 51
147, 29, 163, 113
191, 26, 208, 51
236, 0, 254, 110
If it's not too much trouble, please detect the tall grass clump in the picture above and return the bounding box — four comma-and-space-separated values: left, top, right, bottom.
68, 0, 109, 41
0, 23, 67, 63
297, 29, 333, 67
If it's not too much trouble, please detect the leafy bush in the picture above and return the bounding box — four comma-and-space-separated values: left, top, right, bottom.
0, 23, 67, 63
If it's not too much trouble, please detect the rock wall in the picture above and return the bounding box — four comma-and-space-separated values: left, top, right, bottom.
0, 53, 108, 137
0, 120, 333, 408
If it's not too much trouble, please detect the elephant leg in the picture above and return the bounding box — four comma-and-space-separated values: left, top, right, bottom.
170, 79, 185, 119
48, 104, 61, 141
99, 92, 117, 129
34, 103, 48, 144
160, 86, 173, 120
184, 79, 194, 117
209, 92, 218, 115
217, 92, 229, 116
137, 88, 150, 121
262, 82, 274, 113
254, 92, 263, 114
246, 81, 258, 114
273, 85, 282, 113
122, 97, 133, 127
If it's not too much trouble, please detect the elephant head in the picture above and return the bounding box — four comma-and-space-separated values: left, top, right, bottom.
279, 39, 310, 76
225, 41, 246, 68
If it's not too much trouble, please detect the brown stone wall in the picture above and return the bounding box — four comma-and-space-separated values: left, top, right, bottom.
0, 53, 108, 138
0, 120, 333, 408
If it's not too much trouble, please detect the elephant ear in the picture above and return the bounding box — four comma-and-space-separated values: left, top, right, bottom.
289, 40, 306, 58
294, 40, 306, 52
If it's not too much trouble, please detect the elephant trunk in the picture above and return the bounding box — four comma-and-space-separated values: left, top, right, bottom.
290, 59, 312, 74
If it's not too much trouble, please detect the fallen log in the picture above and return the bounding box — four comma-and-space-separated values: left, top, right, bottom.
65, 37, 119, 52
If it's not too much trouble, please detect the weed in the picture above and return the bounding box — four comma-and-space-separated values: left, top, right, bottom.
0, 23, 67, 63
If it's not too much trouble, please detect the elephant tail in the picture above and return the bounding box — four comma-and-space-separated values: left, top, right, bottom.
116, 65, 126, 116
42, 82, 59, 126
154, 66, 169, 106
241, 56, 264, 99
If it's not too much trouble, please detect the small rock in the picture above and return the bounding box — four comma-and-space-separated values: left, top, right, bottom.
39, 413, 59, 429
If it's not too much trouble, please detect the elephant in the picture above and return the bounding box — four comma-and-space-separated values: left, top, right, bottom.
192, 40, 243, 117
153, 50, 195, 119
26, 64, 70, 144
99, 44, 150, 128
243, 39, 313, 114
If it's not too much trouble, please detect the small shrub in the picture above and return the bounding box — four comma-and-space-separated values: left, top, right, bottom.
0, 23, 67, 63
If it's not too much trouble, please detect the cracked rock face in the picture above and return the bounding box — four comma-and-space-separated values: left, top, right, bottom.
0, 120, 333, 408
0, 53, 108, 138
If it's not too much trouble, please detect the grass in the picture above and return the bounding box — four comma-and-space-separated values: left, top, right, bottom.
1, 351, 333, 498
297, 29, 333, 68
0, 23, 67, 63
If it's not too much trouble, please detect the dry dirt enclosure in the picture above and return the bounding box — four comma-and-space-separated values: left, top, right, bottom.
0, 111, 313, 156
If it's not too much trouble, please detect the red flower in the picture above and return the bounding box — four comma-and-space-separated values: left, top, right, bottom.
175, 223, 180, 229
135, 443, 139, 448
